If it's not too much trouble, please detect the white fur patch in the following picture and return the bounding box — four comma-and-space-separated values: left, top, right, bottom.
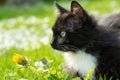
64, 50, 97, 77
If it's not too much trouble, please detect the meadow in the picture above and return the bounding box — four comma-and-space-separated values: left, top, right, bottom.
0, 0, 120, 80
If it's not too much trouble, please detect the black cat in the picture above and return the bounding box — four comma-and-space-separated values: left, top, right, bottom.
51, 1, 120, 80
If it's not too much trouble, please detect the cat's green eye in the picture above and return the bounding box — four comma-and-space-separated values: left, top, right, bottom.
60, 31, 66, 37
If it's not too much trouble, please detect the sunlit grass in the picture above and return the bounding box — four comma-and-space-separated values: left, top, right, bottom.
0, 0, 120, 80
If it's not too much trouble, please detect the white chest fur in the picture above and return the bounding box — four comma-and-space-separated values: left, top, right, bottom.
64, 50, 97, 77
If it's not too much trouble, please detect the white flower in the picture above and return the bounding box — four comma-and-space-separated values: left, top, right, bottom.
0, 22, 3, 28
19, 78, 28, 80
0, 16, 50, 50
34, 61, 44, 67
25, 16, 40, 24
17, 16, 24, 22
40, 37, 49, 45
43, 17, 49, 23
45, 28, 52, 35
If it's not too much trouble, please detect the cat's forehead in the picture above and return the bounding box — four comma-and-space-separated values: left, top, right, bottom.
52, 13, 70, 31
60, 13, 69, 19
57, 13, 70, 23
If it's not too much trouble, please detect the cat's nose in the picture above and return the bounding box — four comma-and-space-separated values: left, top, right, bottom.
50, 41, 57, 49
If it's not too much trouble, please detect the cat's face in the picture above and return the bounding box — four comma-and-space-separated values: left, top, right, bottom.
51, 1, 94, 52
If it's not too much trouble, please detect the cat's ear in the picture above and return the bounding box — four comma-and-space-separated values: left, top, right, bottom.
55, 3, 68, 14
71, 1, 85, 16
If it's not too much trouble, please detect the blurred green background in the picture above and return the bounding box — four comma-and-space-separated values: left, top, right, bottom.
0, 0, 120, 80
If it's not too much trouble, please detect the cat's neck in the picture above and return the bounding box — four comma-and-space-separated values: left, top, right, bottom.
64, 50, 97, 78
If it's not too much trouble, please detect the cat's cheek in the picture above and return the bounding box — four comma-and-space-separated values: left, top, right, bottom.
58, 38, 66, 44
58, 38, 64, 44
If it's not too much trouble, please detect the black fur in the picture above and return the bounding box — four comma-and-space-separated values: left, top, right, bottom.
51, 1, 120, 80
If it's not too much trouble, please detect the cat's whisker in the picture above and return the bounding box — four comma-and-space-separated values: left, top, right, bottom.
60, 44, 79, 52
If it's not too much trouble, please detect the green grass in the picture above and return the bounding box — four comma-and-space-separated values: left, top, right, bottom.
0, 0, 120, 80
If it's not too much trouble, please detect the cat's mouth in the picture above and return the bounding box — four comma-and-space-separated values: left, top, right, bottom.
52, 44, 79, 52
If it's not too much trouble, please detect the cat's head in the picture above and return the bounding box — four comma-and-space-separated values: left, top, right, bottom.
51, 1, 96, 52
